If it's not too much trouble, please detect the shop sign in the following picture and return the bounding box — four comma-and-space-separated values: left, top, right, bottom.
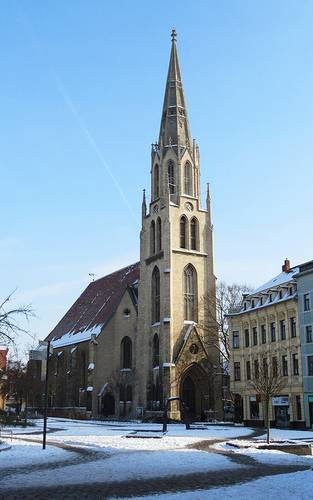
272, 396, 289, 406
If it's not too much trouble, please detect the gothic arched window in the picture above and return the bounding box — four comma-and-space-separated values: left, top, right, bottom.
156, 217, 162, 252
150, 220, 156, 255
153, 164, 159, 199
184, 264, 198, 321
152, 266, 160, 323
152, 333, 160, 367
126, 385, 132, 402
121, 336, 132, 369
168, 160, 175, 194
184, 161, 192, 196
190, 217, 198, 251
180, 216, 187, 249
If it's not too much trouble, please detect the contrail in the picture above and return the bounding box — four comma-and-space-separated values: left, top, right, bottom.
16, 3, 137, 223
52, 73, 137, 221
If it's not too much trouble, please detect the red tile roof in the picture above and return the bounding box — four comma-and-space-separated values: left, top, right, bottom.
46, 262, 139, 343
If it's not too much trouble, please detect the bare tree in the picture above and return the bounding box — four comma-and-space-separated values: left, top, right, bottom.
199, 281, 252, 365
250, 359, 286, 444
0, 290, 34, 346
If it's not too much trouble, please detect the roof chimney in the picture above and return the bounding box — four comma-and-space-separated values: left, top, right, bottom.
282, 258, 291, 273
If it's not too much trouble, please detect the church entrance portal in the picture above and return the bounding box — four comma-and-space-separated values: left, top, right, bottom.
180, 364, 209, 420
101, 394, 115, 416
181, 376, 196, 416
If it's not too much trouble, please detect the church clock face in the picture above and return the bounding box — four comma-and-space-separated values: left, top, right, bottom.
189, 343, 199, 354
185, 202, 193, 212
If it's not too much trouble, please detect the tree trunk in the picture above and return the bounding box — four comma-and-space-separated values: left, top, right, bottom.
264, 398, 270, 444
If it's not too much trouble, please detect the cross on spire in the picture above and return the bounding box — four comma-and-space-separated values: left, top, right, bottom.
171, 28, 177, 42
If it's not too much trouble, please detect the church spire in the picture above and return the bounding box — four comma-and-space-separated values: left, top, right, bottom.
158, 29, 192, 150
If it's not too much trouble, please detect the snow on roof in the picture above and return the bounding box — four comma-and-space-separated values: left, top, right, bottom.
250, 267, 299, 295
46, 262, 140, 349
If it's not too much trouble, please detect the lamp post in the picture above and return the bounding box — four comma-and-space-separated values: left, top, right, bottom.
43, 340, 52, 450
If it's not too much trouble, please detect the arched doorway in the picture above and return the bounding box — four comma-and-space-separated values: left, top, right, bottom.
101, 394, 115, 416
181, 376, 196, 416
180, 364, 209, 420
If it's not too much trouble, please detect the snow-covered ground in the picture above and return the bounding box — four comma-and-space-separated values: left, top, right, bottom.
0, 440, 74, 468
126, 470, 313, 500
0, 418, 313, 496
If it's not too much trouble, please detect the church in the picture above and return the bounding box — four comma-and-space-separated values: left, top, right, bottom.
42, 31, 221, 420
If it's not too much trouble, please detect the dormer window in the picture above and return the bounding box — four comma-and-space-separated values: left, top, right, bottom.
251, 300, 255, 308
260, 297, 263, 306
279, 290, 282, 299
269, 294, 272, 303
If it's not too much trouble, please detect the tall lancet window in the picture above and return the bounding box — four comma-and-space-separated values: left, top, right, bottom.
152, 333, 160, 368
168, 160, 175, 194
150, 221, 156, 255
152, 266, 160, 324
180, 216, 187, 248
184, 264, 197, 321
190, 217, 198, 251
156, 217, 162, 252
184, 162, 192, 196
153, 164, 159, 199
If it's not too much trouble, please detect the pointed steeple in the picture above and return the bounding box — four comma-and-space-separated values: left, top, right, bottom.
159, 29, 192, 150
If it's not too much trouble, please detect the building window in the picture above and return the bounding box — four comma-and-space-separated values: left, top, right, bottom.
190, 217, 198, 251
254, 359, 259, 379
152, 334, 159, 368
253, 327, 258, 346
232, 331, 240, 349
261, 324, 266, 344
180, 216, 187, 249
262, 357, 268, 377
156, 217, 162, 252
168, 160, 175, 194
270, 322, 276, 342
269, 293, 272, 303
150, 221, 156, 255
304, 293, 311, 311
272, 356, 278, 377
153, 164, 159, 199
152, 266, 160, 323
296, 395, 302, 420
246, 360, 251, 380
121, 337, 132, 369
234, 362, 241, 381
293, 353, 299, 376
290, 317, 296, 338
244, 329, 249, 348
282, 355, 288, 376
184, 161, 192, 195
280, 319, 286, 340
260, 297, 263, 305
308, 356, 313, 376
183, 264, 198, 321
251, 300, 255, 308
279, 290, 282, 299
306, 325, 313, 343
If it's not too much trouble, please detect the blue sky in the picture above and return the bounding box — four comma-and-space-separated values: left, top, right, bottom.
1, 1, 313, 352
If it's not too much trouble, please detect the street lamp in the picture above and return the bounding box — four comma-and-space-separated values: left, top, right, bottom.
42, 340, 52, 450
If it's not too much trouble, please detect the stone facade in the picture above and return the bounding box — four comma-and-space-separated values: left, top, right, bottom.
229, 260, 305, 428
296, 260, 313, 428
31, 32, 221, 421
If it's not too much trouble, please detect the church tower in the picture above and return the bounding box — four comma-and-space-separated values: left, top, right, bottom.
136, 31, 220, 419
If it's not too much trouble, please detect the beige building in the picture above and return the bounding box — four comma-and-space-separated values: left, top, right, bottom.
229, 259, 305, 428
34, 31, 221, 421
